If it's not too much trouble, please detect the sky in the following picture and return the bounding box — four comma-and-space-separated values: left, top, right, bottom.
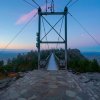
0, 0, 100, 52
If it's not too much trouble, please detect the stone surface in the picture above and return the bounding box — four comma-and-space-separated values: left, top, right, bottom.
66, 90, 76, 97
0, 70, 100, 100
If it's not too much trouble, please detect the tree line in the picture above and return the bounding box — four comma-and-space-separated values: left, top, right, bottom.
55, 49, 100, 73
0, 50, 50, 74
0, 49, 100, 74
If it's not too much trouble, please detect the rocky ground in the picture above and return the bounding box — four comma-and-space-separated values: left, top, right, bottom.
0, 70, 100, 100
72, 72, 100, 100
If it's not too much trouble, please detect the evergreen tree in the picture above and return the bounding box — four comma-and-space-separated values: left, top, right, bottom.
0, 60, 4, 67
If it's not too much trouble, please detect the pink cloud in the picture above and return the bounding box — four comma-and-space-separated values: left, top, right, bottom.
16, 9, 37, 25
16, 5, 48, 25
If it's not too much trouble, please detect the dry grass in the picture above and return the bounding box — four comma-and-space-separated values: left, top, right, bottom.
8, 72, 18, 78
0, 72, 18, 80
0, 72, 7, 80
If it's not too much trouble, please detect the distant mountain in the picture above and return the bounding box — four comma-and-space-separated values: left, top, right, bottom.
82, 52, 100, 56
82, 52, 100, 64
0, 50, 29, 64
0, 49, 29, 53
82, 52, 100, 59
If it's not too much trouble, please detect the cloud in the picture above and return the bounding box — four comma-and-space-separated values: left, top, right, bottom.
16, 5, 48, 25
16, 9, 37, 25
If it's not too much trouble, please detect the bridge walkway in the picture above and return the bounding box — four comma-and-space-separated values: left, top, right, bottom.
47, 53, 58, 70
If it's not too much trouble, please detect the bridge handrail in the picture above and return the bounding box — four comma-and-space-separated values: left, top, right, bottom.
54, 53, 60, 62
54, 53, 65, 69
46, 53, 52, 61
40, 53, 52, 68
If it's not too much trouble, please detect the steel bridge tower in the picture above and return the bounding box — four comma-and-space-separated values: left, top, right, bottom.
36, 1, 68, 70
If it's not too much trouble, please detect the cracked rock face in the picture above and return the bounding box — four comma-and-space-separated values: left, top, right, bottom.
66, 90, 76, 97
0, 70, 100, 100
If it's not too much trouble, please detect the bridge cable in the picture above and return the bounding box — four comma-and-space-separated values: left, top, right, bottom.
32, 0, 40, 7
0, 14, 37, 53
42, 16, 65, 41
23, 0, 38, 17
56, 17, 64, 49
66, 0, 73, 7
23, 0, 35, 8
42, 17, 49, 49
41, 16, 64, 41
69, 12, 100, 46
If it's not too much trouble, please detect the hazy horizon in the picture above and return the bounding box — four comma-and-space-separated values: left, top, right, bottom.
0, 0, 100, 52
0, 48, 100, 53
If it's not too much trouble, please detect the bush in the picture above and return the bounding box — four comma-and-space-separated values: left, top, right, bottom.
0, 50, 51, 73
55, 49, 100, 73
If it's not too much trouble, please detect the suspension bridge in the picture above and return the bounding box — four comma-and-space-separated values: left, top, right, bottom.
0, 0, 100, 100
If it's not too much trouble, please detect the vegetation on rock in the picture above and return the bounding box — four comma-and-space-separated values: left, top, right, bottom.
0, 49, 100, 75
55, 49, 100, 73
0, 50, 50, 74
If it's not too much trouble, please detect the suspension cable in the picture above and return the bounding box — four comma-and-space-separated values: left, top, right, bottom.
56, 17, 64, 49
41, 16, 64, 41
0, 14, 37, 53
66, 0, 73, 7
69, 12, 100, 46
32, 0, 40, 7
42, 17, 49, 49
42, 16, 65, 41
23, 0, 35, 8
